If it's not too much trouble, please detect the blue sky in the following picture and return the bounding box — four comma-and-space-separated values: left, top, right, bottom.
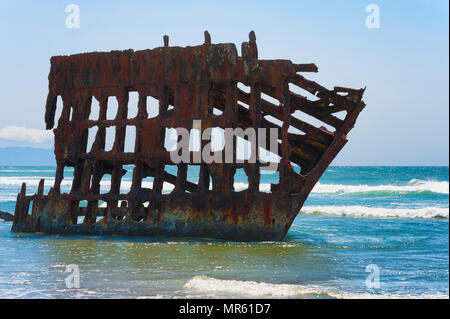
0, 0, 448, 165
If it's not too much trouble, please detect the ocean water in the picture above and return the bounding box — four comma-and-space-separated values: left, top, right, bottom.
0, 166, 448, 298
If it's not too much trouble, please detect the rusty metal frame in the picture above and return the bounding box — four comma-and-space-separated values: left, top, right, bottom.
12, 31, 366, 241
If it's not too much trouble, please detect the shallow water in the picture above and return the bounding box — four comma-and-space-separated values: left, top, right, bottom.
0, 166, 448, 298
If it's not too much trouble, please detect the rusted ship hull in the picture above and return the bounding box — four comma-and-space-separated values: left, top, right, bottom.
12, 31, 366, 241
13, 191, 302, 241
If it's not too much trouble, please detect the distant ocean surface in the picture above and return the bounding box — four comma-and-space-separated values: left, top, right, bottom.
0, 166, 448, 298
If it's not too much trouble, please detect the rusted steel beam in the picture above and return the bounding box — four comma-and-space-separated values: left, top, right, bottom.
13, 31, 366, 241
0, 210, 13, 222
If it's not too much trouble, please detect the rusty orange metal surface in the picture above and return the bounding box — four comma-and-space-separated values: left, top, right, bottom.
12, 31, 366, 241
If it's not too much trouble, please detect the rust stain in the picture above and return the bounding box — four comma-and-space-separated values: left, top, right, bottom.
263, 195, 273, 226
12, 31, 366, 241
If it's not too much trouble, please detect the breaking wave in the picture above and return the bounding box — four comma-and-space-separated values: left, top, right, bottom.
0, 177, 447, 198
301, 205, 449, 219
312, 179, 449, 195
184, 276, 447, 299
229, 180, 449, 195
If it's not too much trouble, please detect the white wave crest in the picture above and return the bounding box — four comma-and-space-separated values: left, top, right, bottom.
0, 177, 447, 196
312, 180, 449, 195
301, 205, 449, 219
184, 276, 447, 299
0, 195, 18, 202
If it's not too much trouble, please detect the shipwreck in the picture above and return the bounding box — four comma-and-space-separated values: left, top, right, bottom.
12, 31, 366, 241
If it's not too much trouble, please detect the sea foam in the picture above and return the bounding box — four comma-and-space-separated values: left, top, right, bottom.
0, 175, 448, 211
1, 177, 447, 194
301, 205, 449, 219
231, 180, 449, 194
184, 276, 448, 299
312, 179, 449, 195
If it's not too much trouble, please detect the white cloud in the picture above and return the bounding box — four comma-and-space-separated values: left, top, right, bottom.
0, 126, 53, 143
